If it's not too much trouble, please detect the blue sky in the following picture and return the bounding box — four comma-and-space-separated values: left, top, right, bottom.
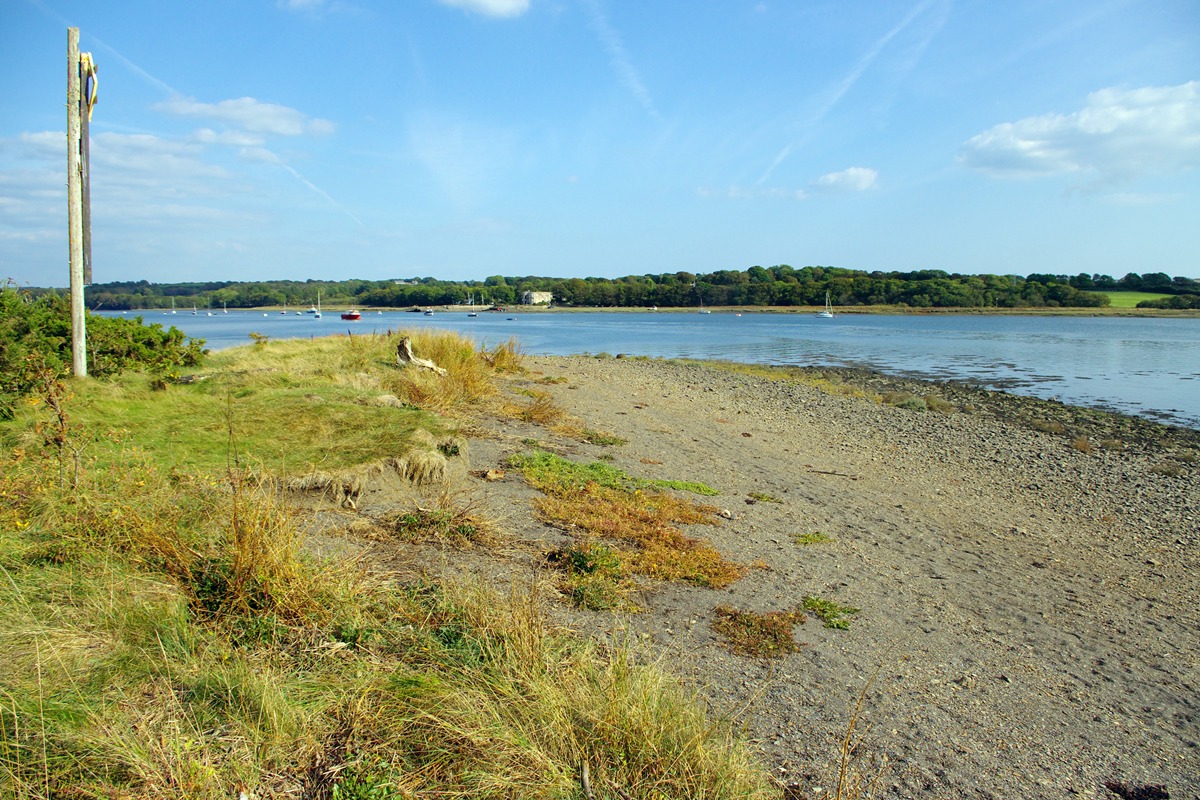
2, 0, 1198, 288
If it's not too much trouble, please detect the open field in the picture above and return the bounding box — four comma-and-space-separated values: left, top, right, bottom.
1093, 291, 1174, 308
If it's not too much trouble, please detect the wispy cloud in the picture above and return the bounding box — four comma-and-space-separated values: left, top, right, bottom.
698, 166, 878, 201
759, 0, 950, 183
582, 0, 662, 123
407, 112, 516, 211
158, 97, 335, 137
696, 185, 808, 200
813, 166, 878, 192
437, 0, 530, 18
959, 81, 1200, 185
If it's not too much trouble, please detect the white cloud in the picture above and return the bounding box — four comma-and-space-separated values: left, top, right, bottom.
278, 0, 327, 10
959, 81, 1200, 183
157, 96, 335, 137
813, 166, 878, 192
438, 0, 530, 18
193, 128, 265, 147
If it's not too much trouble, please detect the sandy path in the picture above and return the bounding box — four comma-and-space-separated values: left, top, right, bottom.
466, 356, 1198, 800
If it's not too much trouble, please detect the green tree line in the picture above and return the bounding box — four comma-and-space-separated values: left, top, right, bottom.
22, 267, 1200, 312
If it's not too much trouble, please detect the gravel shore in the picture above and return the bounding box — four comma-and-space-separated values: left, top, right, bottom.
361, 355, 1200, 799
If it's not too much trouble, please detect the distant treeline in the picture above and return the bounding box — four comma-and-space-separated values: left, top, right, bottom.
26, 267, 1200, 311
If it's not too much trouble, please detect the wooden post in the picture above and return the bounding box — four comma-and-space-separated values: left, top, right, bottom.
67, 27, 87, 378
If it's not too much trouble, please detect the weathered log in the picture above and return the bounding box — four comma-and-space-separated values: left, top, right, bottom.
396, 337, 447, 376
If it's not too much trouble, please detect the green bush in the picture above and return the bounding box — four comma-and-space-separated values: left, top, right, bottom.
0, 286, 206, 417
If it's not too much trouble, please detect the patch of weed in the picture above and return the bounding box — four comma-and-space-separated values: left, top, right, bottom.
923, 395, 955, 413
803, 596, 860, 630
581, 429, 627, 446
711, 606, 806, 658
508, 451, 743, 589
379, 499, 490, 547
793, 532, 832, 545
748, 492, 782, 503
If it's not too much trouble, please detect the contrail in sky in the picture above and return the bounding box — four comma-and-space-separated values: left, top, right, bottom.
282, 164, 367, 228
582, 0, 663, 123
758, 0, 949, 183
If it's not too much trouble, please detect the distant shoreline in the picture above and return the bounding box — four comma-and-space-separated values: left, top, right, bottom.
248, 304, 1198, 318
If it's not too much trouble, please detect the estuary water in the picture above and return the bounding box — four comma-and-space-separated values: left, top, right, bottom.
101, 309, 1200, 429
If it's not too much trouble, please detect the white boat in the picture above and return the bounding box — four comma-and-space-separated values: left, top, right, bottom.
815, 291, 834, 319
314, 291, 322, 319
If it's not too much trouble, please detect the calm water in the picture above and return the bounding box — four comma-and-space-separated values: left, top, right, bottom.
102, 309, 1200, 429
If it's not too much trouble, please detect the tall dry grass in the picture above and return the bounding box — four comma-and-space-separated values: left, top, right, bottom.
0, 331, 777, 799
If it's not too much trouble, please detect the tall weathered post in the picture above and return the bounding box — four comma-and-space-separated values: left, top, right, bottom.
67, 27, 93, 378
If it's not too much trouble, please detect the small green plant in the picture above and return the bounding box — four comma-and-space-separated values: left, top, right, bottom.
748, 492, 782, 503
248, 331, 268, 348
793, 531, 832, 545
550, 541, 630, 610
711, 606, 806, 658
883, 392, 926, 412
802, 596, 860, 630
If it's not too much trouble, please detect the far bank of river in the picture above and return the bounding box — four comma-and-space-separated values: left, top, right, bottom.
99, 309, 1200, 430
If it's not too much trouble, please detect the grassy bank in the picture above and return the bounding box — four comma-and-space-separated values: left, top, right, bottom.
0, 330, 775, 799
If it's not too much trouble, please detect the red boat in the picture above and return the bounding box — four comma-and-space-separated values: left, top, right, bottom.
340, 310, 361, 320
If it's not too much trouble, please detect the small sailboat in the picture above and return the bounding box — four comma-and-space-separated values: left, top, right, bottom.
341, 309, 362, 321
314, 291, 322, 319
815, 291, 834, 319
223, 302, 228, 314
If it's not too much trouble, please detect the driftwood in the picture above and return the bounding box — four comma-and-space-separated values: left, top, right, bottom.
396, 337, 447, 375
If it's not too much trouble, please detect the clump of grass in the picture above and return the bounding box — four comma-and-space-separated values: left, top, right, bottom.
748, 492, 782, 503
794, 531, 832, 545
923, 395, 955, 413
711, 606, 806, 658
507, 451, 743, 589
883, 392, 926, 412
1031, 418, 1067, 435
1070, 436, 1092, 453
803, 596, 861, 630
508, 390, 566, 425
1100, 438, 1125, 451
480, 337, 523, 373
1149, 461, 1185, 477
